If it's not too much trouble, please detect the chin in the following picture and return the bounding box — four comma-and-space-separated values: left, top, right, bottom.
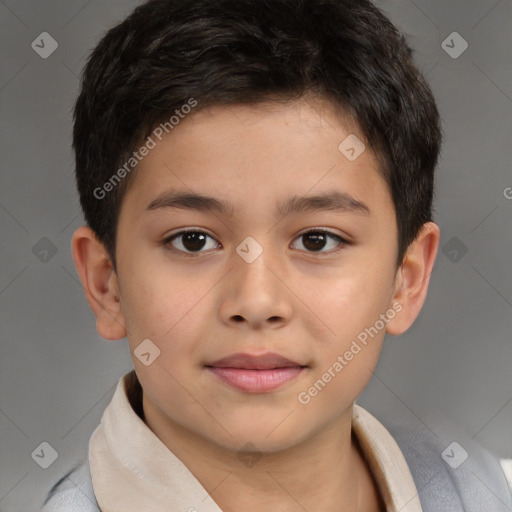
211, 418, 313, 454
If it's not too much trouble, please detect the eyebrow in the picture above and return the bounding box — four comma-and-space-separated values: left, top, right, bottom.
146, 189, 370, 217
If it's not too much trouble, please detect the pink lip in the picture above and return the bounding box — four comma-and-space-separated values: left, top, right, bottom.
206, 352, 307, 393
208, 352, 303, 369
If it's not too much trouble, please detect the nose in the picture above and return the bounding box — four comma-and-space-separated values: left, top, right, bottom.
219, 244, 293, 330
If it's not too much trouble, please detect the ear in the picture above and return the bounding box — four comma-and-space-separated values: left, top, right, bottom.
386, 222, 440, 335
71, 225, 127, 340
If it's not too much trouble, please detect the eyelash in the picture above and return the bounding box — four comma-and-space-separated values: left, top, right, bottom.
162, 228, 350, 257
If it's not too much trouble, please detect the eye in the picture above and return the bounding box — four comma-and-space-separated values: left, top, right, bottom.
163, 228, 349, 256
291, 229, 348, 253
163, 229, 220, 255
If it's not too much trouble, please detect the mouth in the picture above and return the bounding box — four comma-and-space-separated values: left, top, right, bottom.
205, 352, 307, 393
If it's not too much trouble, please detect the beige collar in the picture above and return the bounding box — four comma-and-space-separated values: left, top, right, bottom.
352, 404, 423, 512
89, 372, 422, 512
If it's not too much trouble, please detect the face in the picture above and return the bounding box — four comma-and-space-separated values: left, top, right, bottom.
114, 96, 401, 453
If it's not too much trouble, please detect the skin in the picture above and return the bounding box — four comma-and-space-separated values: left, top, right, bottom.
72, 95, 439, 512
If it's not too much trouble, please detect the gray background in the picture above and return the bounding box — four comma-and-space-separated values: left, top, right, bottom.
1, 0, 511, 510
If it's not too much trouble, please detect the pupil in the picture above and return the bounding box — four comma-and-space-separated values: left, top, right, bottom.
303, 232, 326, 251
183, 232, 206, 251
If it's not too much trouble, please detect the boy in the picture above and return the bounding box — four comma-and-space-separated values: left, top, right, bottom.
42, 0, 512, 510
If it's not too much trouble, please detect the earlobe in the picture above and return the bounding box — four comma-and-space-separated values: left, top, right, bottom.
71, 226, 127, 340
386, 222, 440, 335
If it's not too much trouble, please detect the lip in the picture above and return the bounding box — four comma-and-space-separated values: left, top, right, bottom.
208, 352, 304, 369
205, 352, 307, 393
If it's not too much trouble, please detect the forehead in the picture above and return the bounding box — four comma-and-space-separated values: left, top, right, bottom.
119, 97, 392, 222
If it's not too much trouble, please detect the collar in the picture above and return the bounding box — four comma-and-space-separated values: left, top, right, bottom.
89, 372, 422, 512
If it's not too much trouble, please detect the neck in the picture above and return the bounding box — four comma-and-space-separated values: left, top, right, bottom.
142, 394, 382, 512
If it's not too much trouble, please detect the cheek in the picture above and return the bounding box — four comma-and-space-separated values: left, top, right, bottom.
309, 266, 392, 335
120, 270, 216, 368
119, 250, 185, 331
321, 262, 396, 394
302, 262, 393, 388
300, 341, 382, 416
299, 320, 385, 413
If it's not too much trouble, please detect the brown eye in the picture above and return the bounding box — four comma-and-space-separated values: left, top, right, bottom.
292, 230, 346, 253
165, 230, 219, 254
